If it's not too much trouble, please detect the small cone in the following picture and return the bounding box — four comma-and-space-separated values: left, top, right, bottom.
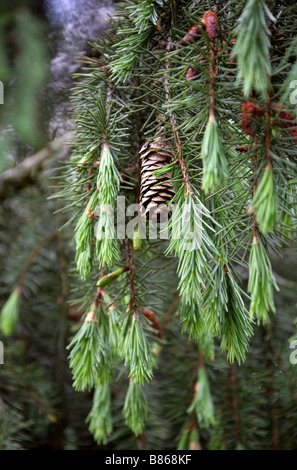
186, 68, 198, 80
241, 101, 263, 136
202, 11, 217, 40
139, 138, 175, 222
179, 24, 204, 46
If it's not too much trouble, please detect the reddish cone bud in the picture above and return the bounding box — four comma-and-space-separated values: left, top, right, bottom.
141, 308, 163, 338
271, 102, 297, 143
241, 101, 263, 136
236, 145, 249, 153
179, 24, 203, 46
202, 11, 217, 40
186, 68, 198, 79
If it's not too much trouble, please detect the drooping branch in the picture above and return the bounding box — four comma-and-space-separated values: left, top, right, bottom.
3, 365, 57, 423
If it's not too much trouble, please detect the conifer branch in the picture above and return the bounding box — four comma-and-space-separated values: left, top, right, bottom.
48, 0, 297, 448
164, 28, 193, 195
102, 73, 114, 146
252, 137, 259, 240
3, 365, 57, 424
0, 232, 58, 336
86, 382, 113, 444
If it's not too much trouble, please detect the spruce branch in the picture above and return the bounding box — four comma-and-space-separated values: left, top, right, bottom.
51, 0, 297, 449
113, 244, 154, 384
220, 268, 253, 364
86, 382, 113, 445
123, 381, 148, 436
67, 299, 112, 391
187, 356, 215, 429
248, 235, 279, 324
0, 232, 57, 336
3, 365, 57, 424
252, 163, 277, 234
111, 0, 164, 83
75, 190, 98, 280
95, 145, 121, 268
166, 192, 218, 311
121, 315, 153, 384
201, 112, 228, 194
201, 11, 228, 194
232, 0, 275, 98
164, 28, 193, 195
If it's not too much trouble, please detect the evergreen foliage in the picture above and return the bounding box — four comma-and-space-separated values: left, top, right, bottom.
1, 0, 297, 451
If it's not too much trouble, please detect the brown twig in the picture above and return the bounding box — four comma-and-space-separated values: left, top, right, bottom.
252, 136, 259, 243
133, 77, 142, 204
17, 232, 58, 291
164, 28, 193, 195
102, 73, 114, 147
141, 308, 163, 338
209, 42, 217, 119
161, 293, 180, 330
264, 99, 273, 168
3, 364, 57, 423
126, 244, 138, 319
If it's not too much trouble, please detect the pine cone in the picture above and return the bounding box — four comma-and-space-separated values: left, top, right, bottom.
241, 101, 263, 136
140, 137, 175, 221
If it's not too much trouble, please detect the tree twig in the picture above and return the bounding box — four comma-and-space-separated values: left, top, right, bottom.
164, 28, 193, 195
0, 132, 74, 200
17, 232, 58, 290
3, 364, 57, 423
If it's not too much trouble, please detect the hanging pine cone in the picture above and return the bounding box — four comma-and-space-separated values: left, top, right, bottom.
139, 137, 175, 221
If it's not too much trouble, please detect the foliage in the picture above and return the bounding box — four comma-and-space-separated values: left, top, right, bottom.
1, 0, 297, 451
